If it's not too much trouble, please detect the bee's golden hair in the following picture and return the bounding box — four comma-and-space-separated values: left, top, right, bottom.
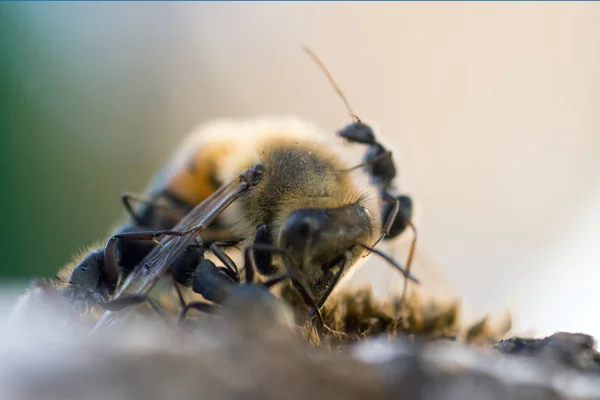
151, 116, 381, 247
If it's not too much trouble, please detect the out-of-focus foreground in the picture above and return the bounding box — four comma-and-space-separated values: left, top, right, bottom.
2, 287, 599, 400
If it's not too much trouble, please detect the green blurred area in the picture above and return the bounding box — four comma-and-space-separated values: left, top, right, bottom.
0, 4, 168, 281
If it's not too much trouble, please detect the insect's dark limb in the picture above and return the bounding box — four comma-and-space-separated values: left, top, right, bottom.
101, 294, 173, 326
379, 192, 418, 299
366, 193, 401, 255
212, 239, 243, 248
246, 241, 291, 282
103, 230, 168, 288
355, 241, 419, 284
368, 188, 415, 257
400, 216, 417, 304
121, 190, 193, 225
171, 241, 205, 287
209, 242, 239, 279
261, 273, 294, 289
242, 245, 256, 284
169, 273, 187, 309
381, 193, 413, 240
113, 224, 160, 280
179, 301, 220, 324
342, 150, 392, 173
121, 193, 154, 226
242, 241, 287, 285
253, 224, 278, 276
316, 251, 351, 310
284, 272, 346, 337
191, 259, 237, 304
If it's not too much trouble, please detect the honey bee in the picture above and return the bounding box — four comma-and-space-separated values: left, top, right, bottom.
91, 113, 418, 331
14, 48, 420, 332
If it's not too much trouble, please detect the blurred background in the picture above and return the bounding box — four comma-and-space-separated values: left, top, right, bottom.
2, 2, 600, 337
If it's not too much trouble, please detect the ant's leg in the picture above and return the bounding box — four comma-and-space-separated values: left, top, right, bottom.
169, 272, 187, 309
379, 192, 417, 301
121, 191, 195, 225
103, 231, 168, 289
380, 193, 413, 240
103, 227, 212, 287
179, 302, 220, 323
101, 294, 173, 326
209, 242, 240, 281
103, 225, 233, 292
355, 241, 418, 284
356, 240, 418, 305
121, 193, 155, 226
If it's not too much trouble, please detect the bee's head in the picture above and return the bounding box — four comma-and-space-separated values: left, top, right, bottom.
277, 202, 376, 302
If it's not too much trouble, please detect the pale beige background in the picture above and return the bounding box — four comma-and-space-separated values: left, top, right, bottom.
12, 3, 600, 337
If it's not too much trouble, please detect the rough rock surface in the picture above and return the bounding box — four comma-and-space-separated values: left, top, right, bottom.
3, 288, 600, 400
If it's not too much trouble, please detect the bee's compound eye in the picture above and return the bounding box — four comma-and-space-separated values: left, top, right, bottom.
250, 163, 266, 186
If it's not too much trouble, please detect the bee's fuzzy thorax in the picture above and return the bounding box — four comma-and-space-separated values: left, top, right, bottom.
171, 116, 382, 244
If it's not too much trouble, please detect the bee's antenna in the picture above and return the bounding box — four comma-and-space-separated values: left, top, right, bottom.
303, 46, 361, 124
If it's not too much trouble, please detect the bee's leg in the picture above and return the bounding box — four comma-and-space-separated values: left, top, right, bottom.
252, 224, 279, 276
246, 241, 346, 335
271, 271, 347, 338
243, 244, 347, 336
316, 251, 352, 309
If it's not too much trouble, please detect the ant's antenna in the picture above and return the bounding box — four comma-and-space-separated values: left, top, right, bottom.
302, 46, 361, 124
